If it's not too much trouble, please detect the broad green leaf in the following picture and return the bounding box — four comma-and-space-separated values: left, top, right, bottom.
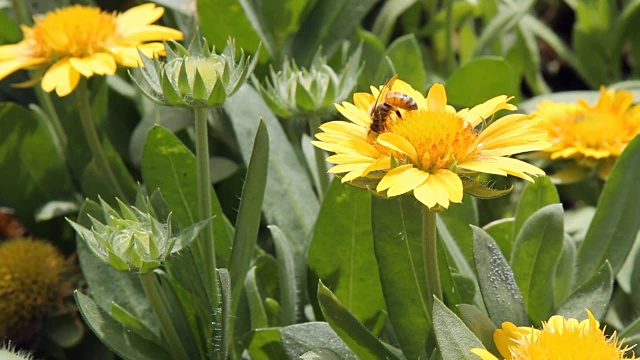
141, 125, 233, 268
244, 328, 288, 360
229, 120, 269, 310
555, 234, 577, 305
291, 0, 378, 65
576, 135, 640, 284
511, 204, 564, 323
317, 282, 401, 360
484, 218, 515, 260
270, 225, 299, 326
308, 179, 385, 331
74, 292, 169, 360
0, 10, 20, 44
556, 262, 613, 320
301, 348, 345, 360
372, 0, 419, 44
432, 299, 484, 360
225, 85, 319, 296
197, 0, 264, 61
456, 304, 499, 355
385, 34, 426, 91
0, 103, 76, 230
473, 226, 528, 327
279, 322, 357, 360
513, 177, 559, 239
445, 57, 517, 107
372, 195, 432, 359
74, 200, 159, 336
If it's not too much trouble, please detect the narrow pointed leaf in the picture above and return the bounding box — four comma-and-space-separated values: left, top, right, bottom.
432, 299, 485, 360
556, 261, 613, 320
555, 234, 577, 305
456, 304, 499, 355
245, 267, 269, 329
473, 226, 527, 326
269, 226, 298, 325
279, 322, 357, 360
513, 177, 560, 238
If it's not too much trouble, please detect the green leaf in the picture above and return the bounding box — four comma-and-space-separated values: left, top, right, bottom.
74, 291, 169, 360
372, 0, 419, 44
438, 196, 478, 265
225, 85, 319, 299
317, 282, 401, 360
445, 57, 518, 107
197, 0, 264, 61
244, 328, 288, 360
141, 125, 233, 268
513, 174, 560, 239
0, 103, 76, 230
576, 135, 640, 284
472, 226, 528, 327
270, 225, 298, 326
385, 34, 426, 91
301, 348, 345, 360
456, 304, 499, 355
555, 234, 578, 306
556, 261, 613, 320
372, 195, 432, 359
473, 0, 535, 56
291, 0, 378, 65
42, 313, 85, 348
518, 90, 601, 114
218, 268, 232, 360
109, 302, 160, 342
432, 299, 485, 360
279, 322, 357, 360
572, 0, 615, 87
245, 267, 269, 329
0, 10, 21, 44
483, 218, 515, 260
308, 179, 386, 331
511, 204, 564, 323
229, 120, 269, 310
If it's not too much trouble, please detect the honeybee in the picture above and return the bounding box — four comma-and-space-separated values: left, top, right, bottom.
369, 75, 418, 134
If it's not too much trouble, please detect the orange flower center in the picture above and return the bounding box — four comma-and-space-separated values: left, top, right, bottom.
27, 6, 119, 59
387, 109, 477, 172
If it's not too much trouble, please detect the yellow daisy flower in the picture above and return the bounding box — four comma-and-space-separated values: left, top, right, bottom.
533, 87, 640, 180
312, 77, 550, 209
471, 310, 636, 360
0, 4, 183, 96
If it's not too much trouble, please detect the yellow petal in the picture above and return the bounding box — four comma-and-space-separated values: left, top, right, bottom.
377, 132, 418, 160
427, 83, 447, 112
69, 57, 94, 77
41, 59, 81, 97
121, 25, 183, 42
387, 167, 429, 197
0, 58, 47, 81
117, 3, 164, 29
337, 101, 372, 127
469, 348, 499, 360
413, 178, 438, 208
0, 42, 30, 61
462, 96, 516, 127
362, 157, 391, 176
432, 169, 463, 203
377, 164, 415, 192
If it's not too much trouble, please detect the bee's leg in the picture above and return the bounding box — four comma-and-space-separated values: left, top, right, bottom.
395, 110, 403, 118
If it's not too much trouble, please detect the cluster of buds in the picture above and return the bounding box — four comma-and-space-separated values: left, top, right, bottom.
253, 46, 362, 119
132, 36, 259, 107
67, 198, 209, 273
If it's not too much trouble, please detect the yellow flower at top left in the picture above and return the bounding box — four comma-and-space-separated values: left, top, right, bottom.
0, 3, 183, 96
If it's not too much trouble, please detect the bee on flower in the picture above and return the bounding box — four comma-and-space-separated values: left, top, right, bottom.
312, 76, 551, 210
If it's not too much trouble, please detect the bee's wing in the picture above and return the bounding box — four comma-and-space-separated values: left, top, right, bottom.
370, 74, 399, 116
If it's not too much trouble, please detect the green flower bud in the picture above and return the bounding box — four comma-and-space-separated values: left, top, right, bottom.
253, 45, 362, 119
132, 36, 260, 108
67, 198, 209, 273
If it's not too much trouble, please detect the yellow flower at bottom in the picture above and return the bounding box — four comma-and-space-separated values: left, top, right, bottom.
471, 310, 636, 360
0, 4, 183, 96
312, 78, 550, 209
533, 87, 640, 180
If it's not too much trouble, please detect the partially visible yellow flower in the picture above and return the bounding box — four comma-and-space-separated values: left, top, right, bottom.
0, 4, 183, 96
471, 310, 636, 360
312, 77, 550, 210
533, 87, 640, 180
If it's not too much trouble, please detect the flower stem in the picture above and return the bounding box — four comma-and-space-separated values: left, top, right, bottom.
139, 272, 189, 360
194, 107, 220, 305
34, 87, 67, 152
76, 78, 128, 201
422, 207, 442, 308
11, 0, 32, 26
444, 0, 455, 75
309, 116, 329, 198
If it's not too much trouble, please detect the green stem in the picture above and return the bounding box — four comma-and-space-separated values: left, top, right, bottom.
11, 0, 32, 26
194, 107, 220, 306
444, 0, 455, 75
309, 116, 329, 198
76, 78, 128, 201
139, 272, 189, 360
422, 207, 442, 309
34, 87, 67, 151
